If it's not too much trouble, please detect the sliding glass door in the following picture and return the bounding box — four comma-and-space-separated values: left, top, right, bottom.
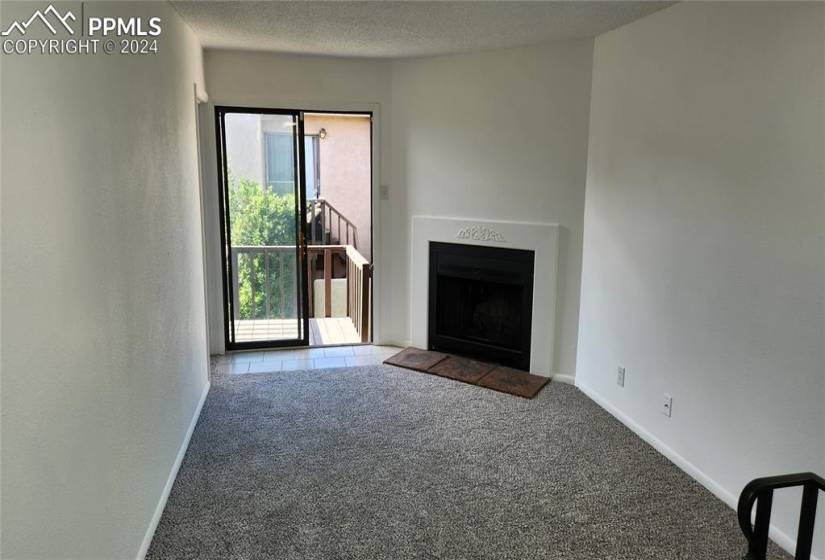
215, 107, 308, 349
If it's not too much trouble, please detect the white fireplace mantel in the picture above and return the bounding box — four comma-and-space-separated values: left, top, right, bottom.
410, 215, 559, 375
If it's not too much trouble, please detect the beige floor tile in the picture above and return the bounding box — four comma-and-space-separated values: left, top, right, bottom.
248, 360, 282, 374
312, 357, 348, 369
351, 345, 384, 355
323, 346, 355, 357
281, 359, 314, 371
262, 348, 310, 360
229, 351, 263, 364
345, 355, 384, 367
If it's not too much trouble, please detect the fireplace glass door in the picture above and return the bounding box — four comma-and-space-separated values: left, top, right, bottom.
428, 242, 534, 370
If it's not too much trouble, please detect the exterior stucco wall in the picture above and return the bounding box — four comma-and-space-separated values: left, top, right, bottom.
305, 114, 372, 261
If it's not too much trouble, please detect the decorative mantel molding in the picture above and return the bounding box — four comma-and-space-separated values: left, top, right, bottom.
455, 225, 506, 243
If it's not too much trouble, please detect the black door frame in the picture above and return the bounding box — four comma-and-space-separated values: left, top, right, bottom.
215, 106, 375, 350
302, 109, 375, 347
215, 105, 310, 350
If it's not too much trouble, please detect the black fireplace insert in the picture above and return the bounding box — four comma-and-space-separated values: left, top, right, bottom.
428, 241, 534, 370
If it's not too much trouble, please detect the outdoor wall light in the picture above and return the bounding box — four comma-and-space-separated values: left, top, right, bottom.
318, 128, 327, 139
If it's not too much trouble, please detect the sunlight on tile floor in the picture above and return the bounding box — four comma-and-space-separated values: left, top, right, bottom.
212, 345, 401, 375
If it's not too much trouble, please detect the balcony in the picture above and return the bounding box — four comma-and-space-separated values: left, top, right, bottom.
230, 199, 371, 346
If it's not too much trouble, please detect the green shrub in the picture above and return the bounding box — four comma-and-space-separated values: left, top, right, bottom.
228, 175, 298, 319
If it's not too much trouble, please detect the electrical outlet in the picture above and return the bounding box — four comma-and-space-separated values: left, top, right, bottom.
662, 393, 673, 417
616, 366, 625, 387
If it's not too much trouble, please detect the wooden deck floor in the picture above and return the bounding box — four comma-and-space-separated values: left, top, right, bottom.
234, 317, 361, 346
308, 317, 362, 346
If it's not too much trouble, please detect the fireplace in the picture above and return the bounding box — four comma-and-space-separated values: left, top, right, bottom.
428, 241, 534, 370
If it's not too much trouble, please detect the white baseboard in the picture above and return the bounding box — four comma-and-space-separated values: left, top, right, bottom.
136, 381, 211, 560
551, 373, 575, 384
575, 381, 817, 560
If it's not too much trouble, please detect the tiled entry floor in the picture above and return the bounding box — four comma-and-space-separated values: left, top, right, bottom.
212, 345, 401, 375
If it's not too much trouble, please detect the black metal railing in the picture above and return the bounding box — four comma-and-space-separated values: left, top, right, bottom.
737, 472, 824, 560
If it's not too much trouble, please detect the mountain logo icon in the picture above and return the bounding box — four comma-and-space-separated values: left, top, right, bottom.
1, 4, 76, 36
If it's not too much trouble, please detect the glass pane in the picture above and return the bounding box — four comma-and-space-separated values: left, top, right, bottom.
265, 133, 295, 194
303, 113, 373, 345
304, 136, 317, 198
223, 112, 302, 344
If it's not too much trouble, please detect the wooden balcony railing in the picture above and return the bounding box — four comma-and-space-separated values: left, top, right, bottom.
231, 244, 371, 343
230, 245, 293, 321
345, 245, 371, 342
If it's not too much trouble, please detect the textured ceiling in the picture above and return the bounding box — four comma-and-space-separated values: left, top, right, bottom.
171, 1, 673, 58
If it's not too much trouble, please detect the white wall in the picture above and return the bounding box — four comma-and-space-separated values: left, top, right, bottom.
201, 50, 393, 352
201, 43, 593, 376
0, 3, 210, 559
391, 41, 594, 376
576, 2, 825, 556
1, 2, 814, 557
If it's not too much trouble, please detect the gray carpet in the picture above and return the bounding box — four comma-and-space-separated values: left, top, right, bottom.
147, 365, 789, 559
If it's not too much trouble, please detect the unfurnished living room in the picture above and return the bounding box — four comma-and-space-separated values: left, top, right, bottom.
1, 1, 823, 559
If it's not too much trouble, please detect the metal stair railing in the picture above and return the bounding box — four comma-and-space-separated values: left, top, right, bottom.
306, 198, 358, 249
737, 472, 824, 560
